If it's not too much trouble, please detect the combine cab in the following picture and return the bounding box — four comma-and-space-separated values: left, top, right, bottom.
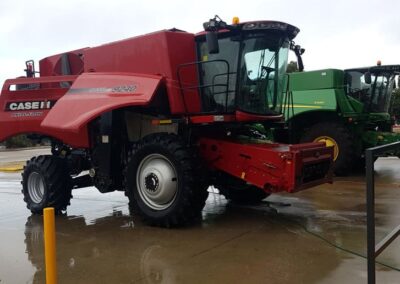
0, 16, 333, 227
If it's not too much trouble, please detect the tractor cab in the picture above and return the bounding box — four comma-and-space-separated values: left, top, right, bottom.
345, 65, 400, 113
188, 16, 299, 120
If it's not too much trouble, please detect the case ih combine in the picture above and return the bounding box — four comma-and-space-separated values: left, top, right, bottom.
0, 16, 333, 227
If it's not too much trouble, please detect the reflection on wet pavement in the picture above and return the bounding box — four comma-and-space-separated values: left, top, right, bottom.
1, 158, 400, 283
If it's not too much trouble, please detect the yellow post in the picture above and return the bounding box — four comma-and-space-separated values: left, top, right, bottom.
43, 207, 57, 284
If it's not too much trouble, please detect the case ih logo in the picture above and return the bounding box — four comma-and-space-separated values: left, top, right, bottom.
5, 100, 56, 111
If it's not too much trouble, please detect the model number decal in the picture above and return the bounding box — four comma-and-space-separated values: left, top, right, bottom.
68, 84, 137, 94
111, 85, 137, 93
5, 100, 56, 111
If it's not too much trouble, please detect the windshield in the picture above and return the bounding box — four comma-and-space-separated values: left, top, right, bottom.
237, 36, 289, 115
196, 33, 290, 115
347, 71, 396, 113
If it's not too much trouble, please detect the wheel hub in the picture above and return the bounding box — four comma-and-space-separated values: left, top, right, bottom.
136, 154, 178, 210
27, 172, 45, 204
144, 173, 159, 192
314, 136, 339, 161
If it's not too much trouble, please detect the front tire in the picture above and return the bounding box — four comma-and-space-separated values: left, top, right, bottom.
300, 122, 355, 176
125, 133, 209, 227
22, 155, 72, 214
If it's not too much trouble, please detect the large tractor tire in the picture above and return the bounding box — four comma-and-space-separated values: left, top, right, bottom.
22, 155, 73, 214
125, 133, 209, 227
300, 122, 355, 176
215, 173, 270, 204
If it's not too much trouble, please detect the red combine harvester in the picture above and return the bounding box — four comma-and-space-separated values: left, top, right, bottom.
0, 16, 333, 227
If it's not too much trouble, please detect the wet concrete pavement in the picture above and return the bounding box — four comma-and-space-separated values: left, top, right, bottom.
1, 156, 400, 283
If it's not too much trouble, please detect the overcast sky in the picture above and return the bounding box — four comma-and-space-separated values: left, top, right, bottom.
0, 0, 398, 83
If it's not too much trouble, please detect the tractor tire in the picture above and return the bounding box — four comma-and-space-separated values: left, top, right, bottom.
215, 173, 270, 204
125, 133, 209, 227
22, 155, 73, 214
300, 122, 355, 176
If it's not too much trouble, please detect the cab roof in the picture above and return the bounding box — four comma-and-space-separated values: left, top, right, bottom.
345, 65, 400, 74
195, 20, 299, 40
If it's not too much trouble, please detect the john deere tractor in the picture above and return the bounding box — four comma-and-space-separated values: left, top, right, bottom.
274, 64, 400, 175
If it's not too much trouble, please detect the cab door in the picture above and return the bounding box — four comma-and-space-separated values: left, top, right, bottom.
196, 36, 240, 113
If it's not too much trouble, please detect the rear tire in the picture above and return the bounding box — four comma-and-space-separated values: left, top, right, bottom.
125, 133, 209, 227
300, 122, 355, 176
22, 155, 72, 214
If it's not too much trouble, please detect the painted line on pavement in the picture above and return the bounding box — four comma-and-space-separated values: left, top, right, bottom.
0, 162, 25, 172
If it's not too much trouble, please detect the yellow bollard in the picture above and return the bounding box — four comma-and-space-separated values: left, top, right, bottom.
43, 207, 57, 284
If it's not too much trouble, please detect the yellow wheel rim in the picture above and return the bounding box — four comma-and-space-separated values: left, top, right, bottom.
314, 136, 339, 161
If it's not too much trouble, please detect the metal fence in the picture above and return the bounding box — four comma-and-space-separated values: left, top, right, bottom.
366, 141, 400, 284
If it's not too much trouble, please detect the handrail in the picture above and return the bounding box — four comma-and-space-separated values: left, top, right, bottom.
177, 59, 230, 114
211, 71, 237, 105
365, 141, 400, 284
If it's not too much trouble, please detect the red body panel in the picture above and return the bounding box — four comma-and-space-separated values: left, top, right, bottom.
83, 30, 200, 114
1, 30, 201, 147
0, 73, 162, 148
199, 138, 333, 193
0, 75, 88, 147
188, 112, 284, 124
40, 73, 163, 145
39, 48, 88, 77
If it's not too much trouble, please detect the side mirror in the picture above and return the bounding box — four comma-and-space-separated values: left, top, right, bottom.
364, 71, 372, 84
206, 32, 219, 54
290, 42, 305, 72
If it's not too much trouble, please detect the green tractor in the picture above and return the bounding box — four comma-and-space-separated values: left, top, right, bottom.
273, 64, 400, 175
